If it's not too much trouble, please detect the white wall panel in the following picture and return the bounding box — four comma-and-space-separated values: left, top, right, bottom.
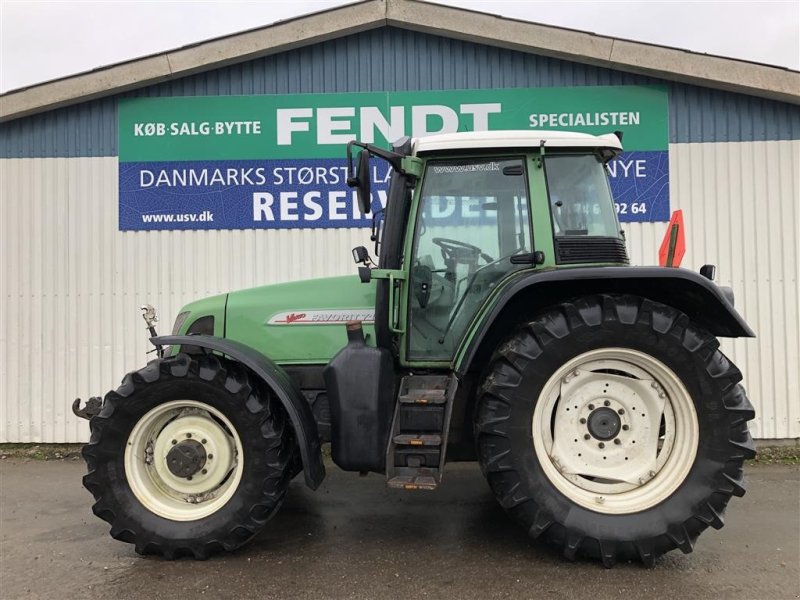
2, 140, 798, 442
625, 141, 800, 440
0, 157, 375, 442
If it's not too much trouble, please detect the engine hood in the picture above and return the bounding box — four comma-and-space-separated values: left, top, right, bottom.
224, 275, 377, 364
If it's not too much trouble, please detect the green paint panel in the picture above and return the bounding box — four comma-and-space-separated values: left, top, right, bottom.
223, 275, 377, 364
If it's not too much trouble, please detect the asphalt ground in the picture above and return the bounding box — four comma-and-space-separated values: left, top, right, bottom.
1, 459, 798, 600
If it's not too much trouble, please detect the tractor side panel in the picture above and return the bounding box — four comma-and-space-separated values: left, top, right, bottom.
224, 275, 377, 364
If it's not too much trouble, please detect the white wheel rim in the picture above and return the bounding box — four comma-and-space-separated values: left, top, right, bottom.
124, 400, 244, 521
532, 348, 698, 514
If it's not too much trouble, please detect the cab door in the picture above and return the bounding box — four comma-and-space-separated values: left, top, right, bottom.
403, 156, 534, 363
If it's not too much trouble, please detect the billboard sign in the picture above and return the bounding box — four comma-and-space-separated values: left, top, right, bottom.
118, 86, 669, 230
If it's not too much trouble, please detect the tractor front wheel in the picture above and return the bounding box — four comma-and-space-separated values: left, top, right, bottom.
475, 294, 755, 566
82, 353, 296, 559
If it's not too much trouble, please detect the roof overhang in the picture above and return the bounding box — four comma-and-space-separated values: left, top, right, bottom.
1, 0, 798, 123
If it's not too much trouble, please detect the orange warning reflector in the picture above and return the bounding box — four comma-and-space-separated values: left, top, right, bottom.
658, 210, 686, 267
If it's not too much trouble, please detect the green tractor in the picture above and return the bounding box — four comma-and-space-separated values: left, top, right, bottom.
73, 130, 755, 566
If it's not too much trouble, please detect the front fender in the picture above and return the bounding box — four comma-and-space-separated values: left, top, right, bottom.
152, 334, 325, 490
456, 266, 755, 376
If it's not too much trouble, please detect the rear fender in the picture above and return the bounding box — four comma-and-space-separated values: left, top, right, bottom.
152, 334, 325, 490
456, 266, 755, 377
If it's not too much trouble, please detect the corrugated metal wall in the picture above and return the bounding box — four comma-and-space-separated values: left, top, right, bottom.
2, 140, 798, 442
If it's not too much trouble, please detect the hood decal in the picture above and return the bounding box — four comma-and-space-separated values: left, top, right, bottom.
267, 309, 375, 325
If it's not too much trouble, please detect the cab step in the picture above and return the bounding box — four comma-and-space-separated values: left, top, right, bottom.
398, 388, 447, 405
392, 433, 441, 446
386, 375, 457, 491
387, 470, 438, 491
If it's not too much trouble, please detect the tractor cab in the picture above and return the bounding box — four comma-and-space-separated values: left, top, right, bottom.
325, 130, 631, 488
346, 130, 627, 363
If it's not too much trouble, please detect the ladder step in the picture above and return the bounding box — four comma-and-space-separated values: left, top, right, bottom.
398, 389, 447, 405
387, 474, 438, 491
395, 447, 440, 468
386, 375, 457, 492
393, 433, 441, 446
399, 404, 444, 432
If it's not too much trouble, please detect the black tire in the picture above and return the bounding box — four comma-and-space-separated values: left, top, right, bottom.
475, 294, 756, 567
82, 352, 296, 559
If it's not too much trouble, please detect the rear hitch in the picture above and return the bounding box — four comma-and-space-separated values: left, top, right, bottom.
72, 396, 103, 420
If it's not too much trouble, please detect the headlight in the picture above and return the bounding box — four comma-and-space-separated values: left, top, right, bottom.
186, 316, 215, 336
172, 311, 190, 335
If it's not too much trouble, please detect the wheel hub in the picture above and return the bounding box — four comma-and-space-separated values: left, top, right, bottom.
166, 439, 207, 478
533, 349, 698, 514
587, 406, 621, 441
124, 400, 243, 521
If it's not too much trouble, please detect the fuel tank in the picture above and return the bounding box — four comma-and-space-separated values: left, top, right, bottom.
323, 321, 395, 472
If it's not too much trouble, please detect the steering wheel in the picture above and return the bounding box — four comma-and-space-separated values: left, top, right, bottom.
432, 237, 494, 264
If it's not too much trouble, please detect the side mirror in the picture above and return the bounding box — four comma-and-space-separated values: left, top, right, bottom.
356, 150, 371, 214
347, 149, 372, 215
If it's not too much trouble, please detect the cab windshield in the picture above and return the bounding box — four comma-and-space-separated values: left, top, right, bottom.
545, 154, 620, 238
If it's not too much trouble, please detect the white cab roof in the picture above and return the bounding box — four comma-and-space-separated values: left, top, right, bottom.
412, 130, 623, 155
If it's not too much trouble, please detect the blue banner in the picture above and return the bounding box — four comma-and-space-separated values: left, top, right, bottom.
607, 151, 670, 222
120, 159, 383, 230
120, 152, 668, 230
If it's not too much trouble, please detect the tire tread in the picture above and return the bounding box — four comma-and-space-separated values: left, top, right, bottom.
81, 353, 295, 560
475, 294, 755, 567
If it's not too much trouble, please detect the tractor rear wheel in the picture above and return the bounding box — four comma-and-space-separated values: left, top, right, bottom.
475, 294, 755, 566
82, 352, 296, 559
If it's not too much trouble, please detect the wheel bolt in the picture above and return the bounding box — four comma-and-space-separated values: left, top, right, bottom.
598, 442, 605, 449
584, 434, 591, 440
208, 454, 214, 459
622, 424, 629, 431
588, 404, 595, 410
580, 418, 587, 424
186, 433, 192, 438
171, 439, 177, 445
201, 439, 207, 444
187, 476, 193, 481
618, 408, 625, 415
614, 438, 621, 445
604, 400, 610, 407
201, 469, 208, 475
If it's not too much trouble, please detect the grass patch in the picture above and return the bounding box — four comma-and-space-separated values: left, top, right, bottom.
0, 443, 84, 461
750, 445, 800, 465
1, 442, 798, 464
